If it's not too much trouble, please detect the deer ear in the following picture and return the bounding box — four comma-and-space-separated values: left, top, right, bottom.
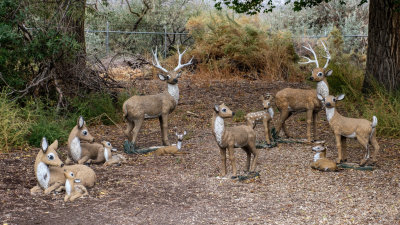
259, 95, 264, 101
317, 94, 324, 101
175, 132, 178, 136
325, 70, 333, 77
74, 179, 81, 183
49, 140, 59, 150
176, 72, 182, 78
41, 137, 48, 153
183, 131, 187, 136
214, 104, 219, 112
158, 74, 166, 81
337, 94, 345, 101
78, 116, 85, 129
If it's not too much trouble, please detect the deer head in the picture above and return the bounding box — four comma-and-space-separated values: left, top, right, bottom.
214, 103, 235, 118
317, 94, 345, 108
72, 116, 94, 143
175, 130, 187, 142
152, 46, 193, 84
299, 41, 332, 81
39, 137, 64, 167
260, 93, 273, 110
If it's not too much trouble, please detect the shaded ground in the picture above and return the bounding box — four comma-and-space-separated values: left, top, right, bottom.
1, 76, 400, 224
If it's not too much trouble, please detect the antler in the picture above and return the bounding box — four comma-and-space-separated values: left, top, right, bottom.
151, 47, 168, 73
173, 46, 194, 72
320, 40, 331, 69
299, 43, 319, 68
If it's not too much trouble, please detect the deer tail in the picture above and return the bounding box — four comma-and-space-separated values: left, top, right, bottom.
369, 116, 378, 143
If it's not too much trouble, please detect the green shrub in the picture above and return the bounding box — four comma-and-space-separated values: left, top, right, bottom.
233, 109, 246, 122
28, 116, 69, 147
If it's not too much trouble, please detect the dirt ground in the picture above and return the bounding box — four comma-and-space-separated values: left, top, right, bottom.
1, 76, 400, 225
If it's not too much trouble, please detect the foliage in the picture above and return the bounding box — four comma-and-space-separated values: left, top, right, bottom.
233, 109, 246, 122
186, 12, 302, 80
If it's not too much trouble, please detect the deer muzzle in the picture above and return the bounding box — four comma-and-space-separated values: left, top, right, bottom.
309, 76, 314, 81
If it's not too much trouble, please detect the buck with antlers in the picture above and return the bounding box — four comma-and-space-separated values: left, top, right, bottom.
275, 41, 332, 142
122, 47, 193, 152
318, 94, 379, 166
245, 93, 274, 145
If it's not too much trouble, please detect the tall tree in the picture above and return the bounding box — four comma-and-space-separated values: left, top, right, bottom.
215, 0, 400, 92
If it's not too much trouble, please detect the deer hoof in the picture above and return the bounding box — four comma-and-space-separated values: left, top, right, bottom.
360, 159, 368, 167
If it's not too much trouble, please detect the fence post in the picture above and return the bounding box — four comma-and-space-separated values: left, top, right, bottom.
106, 21, 109, 55
164, 26, 167, 58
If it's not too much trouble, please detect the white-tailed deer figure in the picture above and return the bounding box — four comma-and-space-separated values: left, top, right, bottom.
154, 130, 189, 156
123, 47, 193, 152
66, 116, 96, 164
275, 41, 332, 142
212, 103, 259, 177
245, 93, 274, 144
63, 169, 88, 202
102, 141, 127, 166
30, 137, 96, 195
310, 145, 338, 171
318, 94, 379, 165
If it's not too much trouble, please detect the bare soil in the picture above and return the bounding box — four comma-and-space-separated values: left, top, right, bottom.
1, 76, 400, 225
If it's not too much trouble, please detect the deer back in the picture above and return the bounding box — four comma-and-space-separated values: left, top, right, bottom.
276, 88, 322, 110
123, 92, 176, 119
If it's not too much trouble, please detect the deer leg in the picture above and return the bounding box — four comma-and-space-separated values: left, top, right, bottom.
262, 119, 271, 145
306, 109, 313, 142
78, 156, 91, 164
64, 194, 71, 202
124, 120, 134, 142
369, 131, 380, 164
277, 110, 291, 138
219, 147, 227, 177
228, 145, 237, 176
248, 142, 259, 172
341, 136, 347, 162
160, 114, 170, 146
268, 120, 273, 141
65, 156, 73, 165
335, 134, 343, 164
243, 147, 251, 172
357, 136, 369, 166
313, 111, 319, 141
44, 181, 63, 195
131, 118, 144, 146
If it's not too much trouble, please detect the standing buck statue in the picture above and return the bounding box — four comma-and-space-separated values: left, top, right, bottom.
318, 94, 380, 166
275, 41, 332, 142
212, 103, 259, 177
245, 93, 274, 145
123, 47, 193, 153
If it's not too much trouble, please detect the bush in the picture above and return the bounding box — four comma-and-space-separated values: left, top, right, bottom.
186, 12, 302, 81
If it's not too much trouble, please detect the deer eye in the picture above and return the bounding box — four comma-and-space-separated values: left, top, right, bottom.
222, 108, 226, 112
47, 153, 55, 160
70, 172, 74, 177
318, 72, 323, 77
107, 142, 111, 146
82, 130, 88, 136
167, 75, 171, 80
267, 102, 270, 106
333, 98, 337, 102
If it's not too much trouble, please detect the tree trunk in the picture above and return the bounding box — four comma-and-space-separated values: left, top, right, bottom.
364, 0, 400, 92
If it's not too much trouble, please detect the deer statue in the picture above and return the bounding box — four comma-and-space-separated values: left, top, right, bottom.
310, 145, 338, 172
275, 41, 332, 142
122, 47, 193, 153
63, 169, 89, 202
102, 141, 127, 166
317, 94, 380, 166
30, 137, 96, 195
245, 93, 274, 145
154, 130, 189, 156
212, 103, 259, 177
66, 116, 96, 165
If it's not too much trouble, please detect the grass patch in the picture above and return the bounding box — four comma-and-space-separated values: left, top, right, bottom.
233, 110, 246, 122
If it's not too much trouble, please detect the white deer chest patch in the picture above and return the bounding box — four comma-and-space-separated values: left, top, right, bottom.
268, 108, 274, 119
70, 137, 82, 161
214, 116, 224, 146
325, 108, 335, 122
317, 81, 329, 97
168, 84, 179, 104
65, 180, 71, 195
37, 162, 50, 189
104, 148, 109, 161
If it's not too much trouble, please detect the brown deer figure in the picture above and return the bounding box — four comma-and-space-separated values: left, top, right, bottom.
63, 169, 88, 202
102, 141, 127, 166
66, 116, 96, 165
245, 93, 274, 144
122, 47, 193, 152
30, 137, 96, 195
275, 41, 332, 142
310, 145, 338, 172
212, 103, 259, 177
318, 94, 379, 166
154, 131, 189, 156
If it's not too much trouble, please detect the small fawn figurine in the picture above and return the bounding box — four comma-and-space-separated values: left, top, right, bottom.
212, 103, 259, 177
245, 93, 274, 144
310, 145, 338, 172
154, 131, 189, 156
64, 170, 88, 202
318, 94, 380, 165
102, 141, 127, 166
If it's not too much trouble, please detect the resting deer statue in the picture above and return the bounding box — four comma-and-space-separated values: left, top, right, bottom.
30, 137, 96, 195
245, 93, 274, 145
63, 169, 89, 202
318, 94, 380, 166
275, 41, 332, 142
102, 141, 127, 166
212, 103, 259, 177
310, 145, 338, 172
122, 47, 193, 152
154, 131, 189, 156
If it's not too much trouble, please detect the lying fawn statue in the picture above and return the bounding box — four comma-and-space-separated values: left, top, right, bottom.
154, 131, 189, 156
122, 47, 193, 152
63, 169, 88, 202
245, 93, 274, 144
310, 145, 338, 172
275, 41, 332, 142
102, 141, 127, 166
318, 94, 380, 165
212, 103, 259, 177
30, 137, 96, 195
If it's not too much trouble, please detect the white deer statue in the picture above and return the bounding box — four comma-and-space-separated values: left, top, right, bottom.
122, 47, 193, 153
